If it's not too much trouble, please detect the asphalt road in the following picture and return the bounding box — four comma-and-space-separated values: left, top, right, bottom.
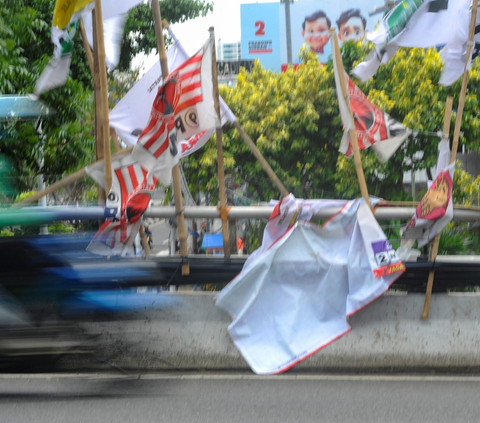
1, 373, 480, 422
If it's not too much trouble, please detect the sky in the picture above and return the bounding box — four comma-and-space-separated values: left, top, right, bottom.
135, 0, 277, 73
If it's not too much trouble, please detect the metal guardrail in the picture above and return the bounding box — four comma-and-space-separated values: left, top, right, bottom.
65, 254, 480, 293
2, 204, 480, 225
144, 205, 480, 222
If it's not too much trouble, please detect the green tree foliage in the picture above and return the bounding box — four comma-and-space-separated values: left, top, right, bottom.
184, 42, 480, 204
0, 0, 212, 202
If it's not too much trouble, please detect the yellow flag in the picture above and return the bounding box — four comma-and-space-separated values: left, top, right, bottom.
52, 0, 93, 29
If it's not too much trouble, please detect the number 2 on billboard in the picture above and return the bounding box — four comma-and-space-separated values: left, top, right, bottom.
255, 21, 265, 36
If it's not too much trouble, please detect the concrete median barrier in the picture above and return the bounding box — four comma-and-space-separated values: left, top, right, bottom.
61, 292, 480, 373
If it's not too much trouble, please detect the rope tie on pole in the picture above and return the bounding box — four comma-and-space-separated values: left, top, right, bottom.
217, 205, 231, 222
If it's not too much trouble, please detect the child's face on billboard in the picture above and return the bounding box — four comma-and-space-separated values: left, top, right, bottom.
302, 17, 330, 51
339, 17, 365, 42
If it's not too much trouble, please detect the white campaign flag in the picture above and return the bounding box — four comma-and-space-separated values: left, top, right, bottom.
109, 27, 236, 157
353, 0, 469, 82
34, 2, 95, 96
127, 39, 219, 184
439, 0, 479, 86
215, 194, 405, 375
401, 138, 455, 248
332, 41, 410, 162
35, 0, 142, 96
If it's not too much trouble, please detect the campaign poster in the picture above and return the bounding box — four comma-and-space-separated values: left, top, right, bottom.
281, 0, 387, 66
240, 3, 282, 72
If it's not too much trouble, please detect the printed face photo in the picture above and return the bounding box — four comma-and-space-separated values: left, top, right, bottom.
302, 17, 330, 53
338, 16, 365, 42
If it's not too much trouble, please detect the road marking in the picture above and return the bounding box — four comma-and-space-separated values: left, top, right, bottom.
2, 373, 480, 383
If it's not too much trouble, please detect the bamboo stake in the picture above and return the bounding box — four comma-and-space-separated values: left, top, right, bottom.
422, 97, 454, 319
91, 10, 105, 205
209, 27, 231, 257
330, 30, 370, 209
151, 0, 189, 274
233, 122, 289, 198
14, 147, 133, 208
93, 0, 112, 195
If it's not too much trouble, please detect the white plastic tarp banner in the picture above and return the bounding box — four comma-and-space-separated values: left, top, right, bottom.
215, 195, 405, 375
439, 0, 479, 86
352, 0, 469, 82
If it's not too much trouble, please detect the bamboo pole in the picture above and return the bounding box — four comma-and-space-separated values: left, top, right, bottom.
151, 0, 189, 274
233, 122, 289, 198
14, 147, 133, 208
209, 27, 231, 257
422, 97, 454, 319
330, 30, 370, 209
93, 0, 112, 195
91, 10, 106, 205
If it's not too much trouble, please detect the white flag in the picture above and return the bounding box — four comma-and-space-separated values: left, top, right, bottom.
353, 0, 469, 82
109, 27, 236, 157
401, 138, 455, 248
81, 0, 144, 70
333, 41, 410, 161
35, 0, 142, 96
439, 0, 478, 86
34, 5, 94, 97
215, 195, 405, 375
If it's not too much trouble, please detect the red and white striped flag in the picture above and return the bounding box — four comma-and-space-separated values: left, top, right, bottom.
86, 153, 158, 255
109, 26, 236, 155
129, 78, 179, 185
169, 38, 218, 142
130, 39, 217, 184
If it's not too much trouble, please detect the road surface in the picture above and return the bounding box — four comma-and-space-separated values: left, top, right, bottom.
1, 372, 480, 422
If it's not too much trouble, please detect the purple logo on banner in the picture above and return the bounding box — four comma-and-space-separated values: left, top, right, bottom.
372, 240, 398, 268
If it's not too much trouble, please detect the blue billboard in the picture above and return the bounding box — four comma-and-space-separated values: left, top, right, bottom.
241, 0, 391, 71
240, 3, 281, 72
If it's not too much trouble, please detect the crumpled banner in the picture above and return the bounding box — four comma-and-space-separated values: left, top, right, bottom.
215, 194, 405, 375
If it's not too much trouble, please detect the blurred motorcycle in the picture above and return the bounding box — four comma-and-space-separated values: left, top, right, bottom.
0, 235, 169, 369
